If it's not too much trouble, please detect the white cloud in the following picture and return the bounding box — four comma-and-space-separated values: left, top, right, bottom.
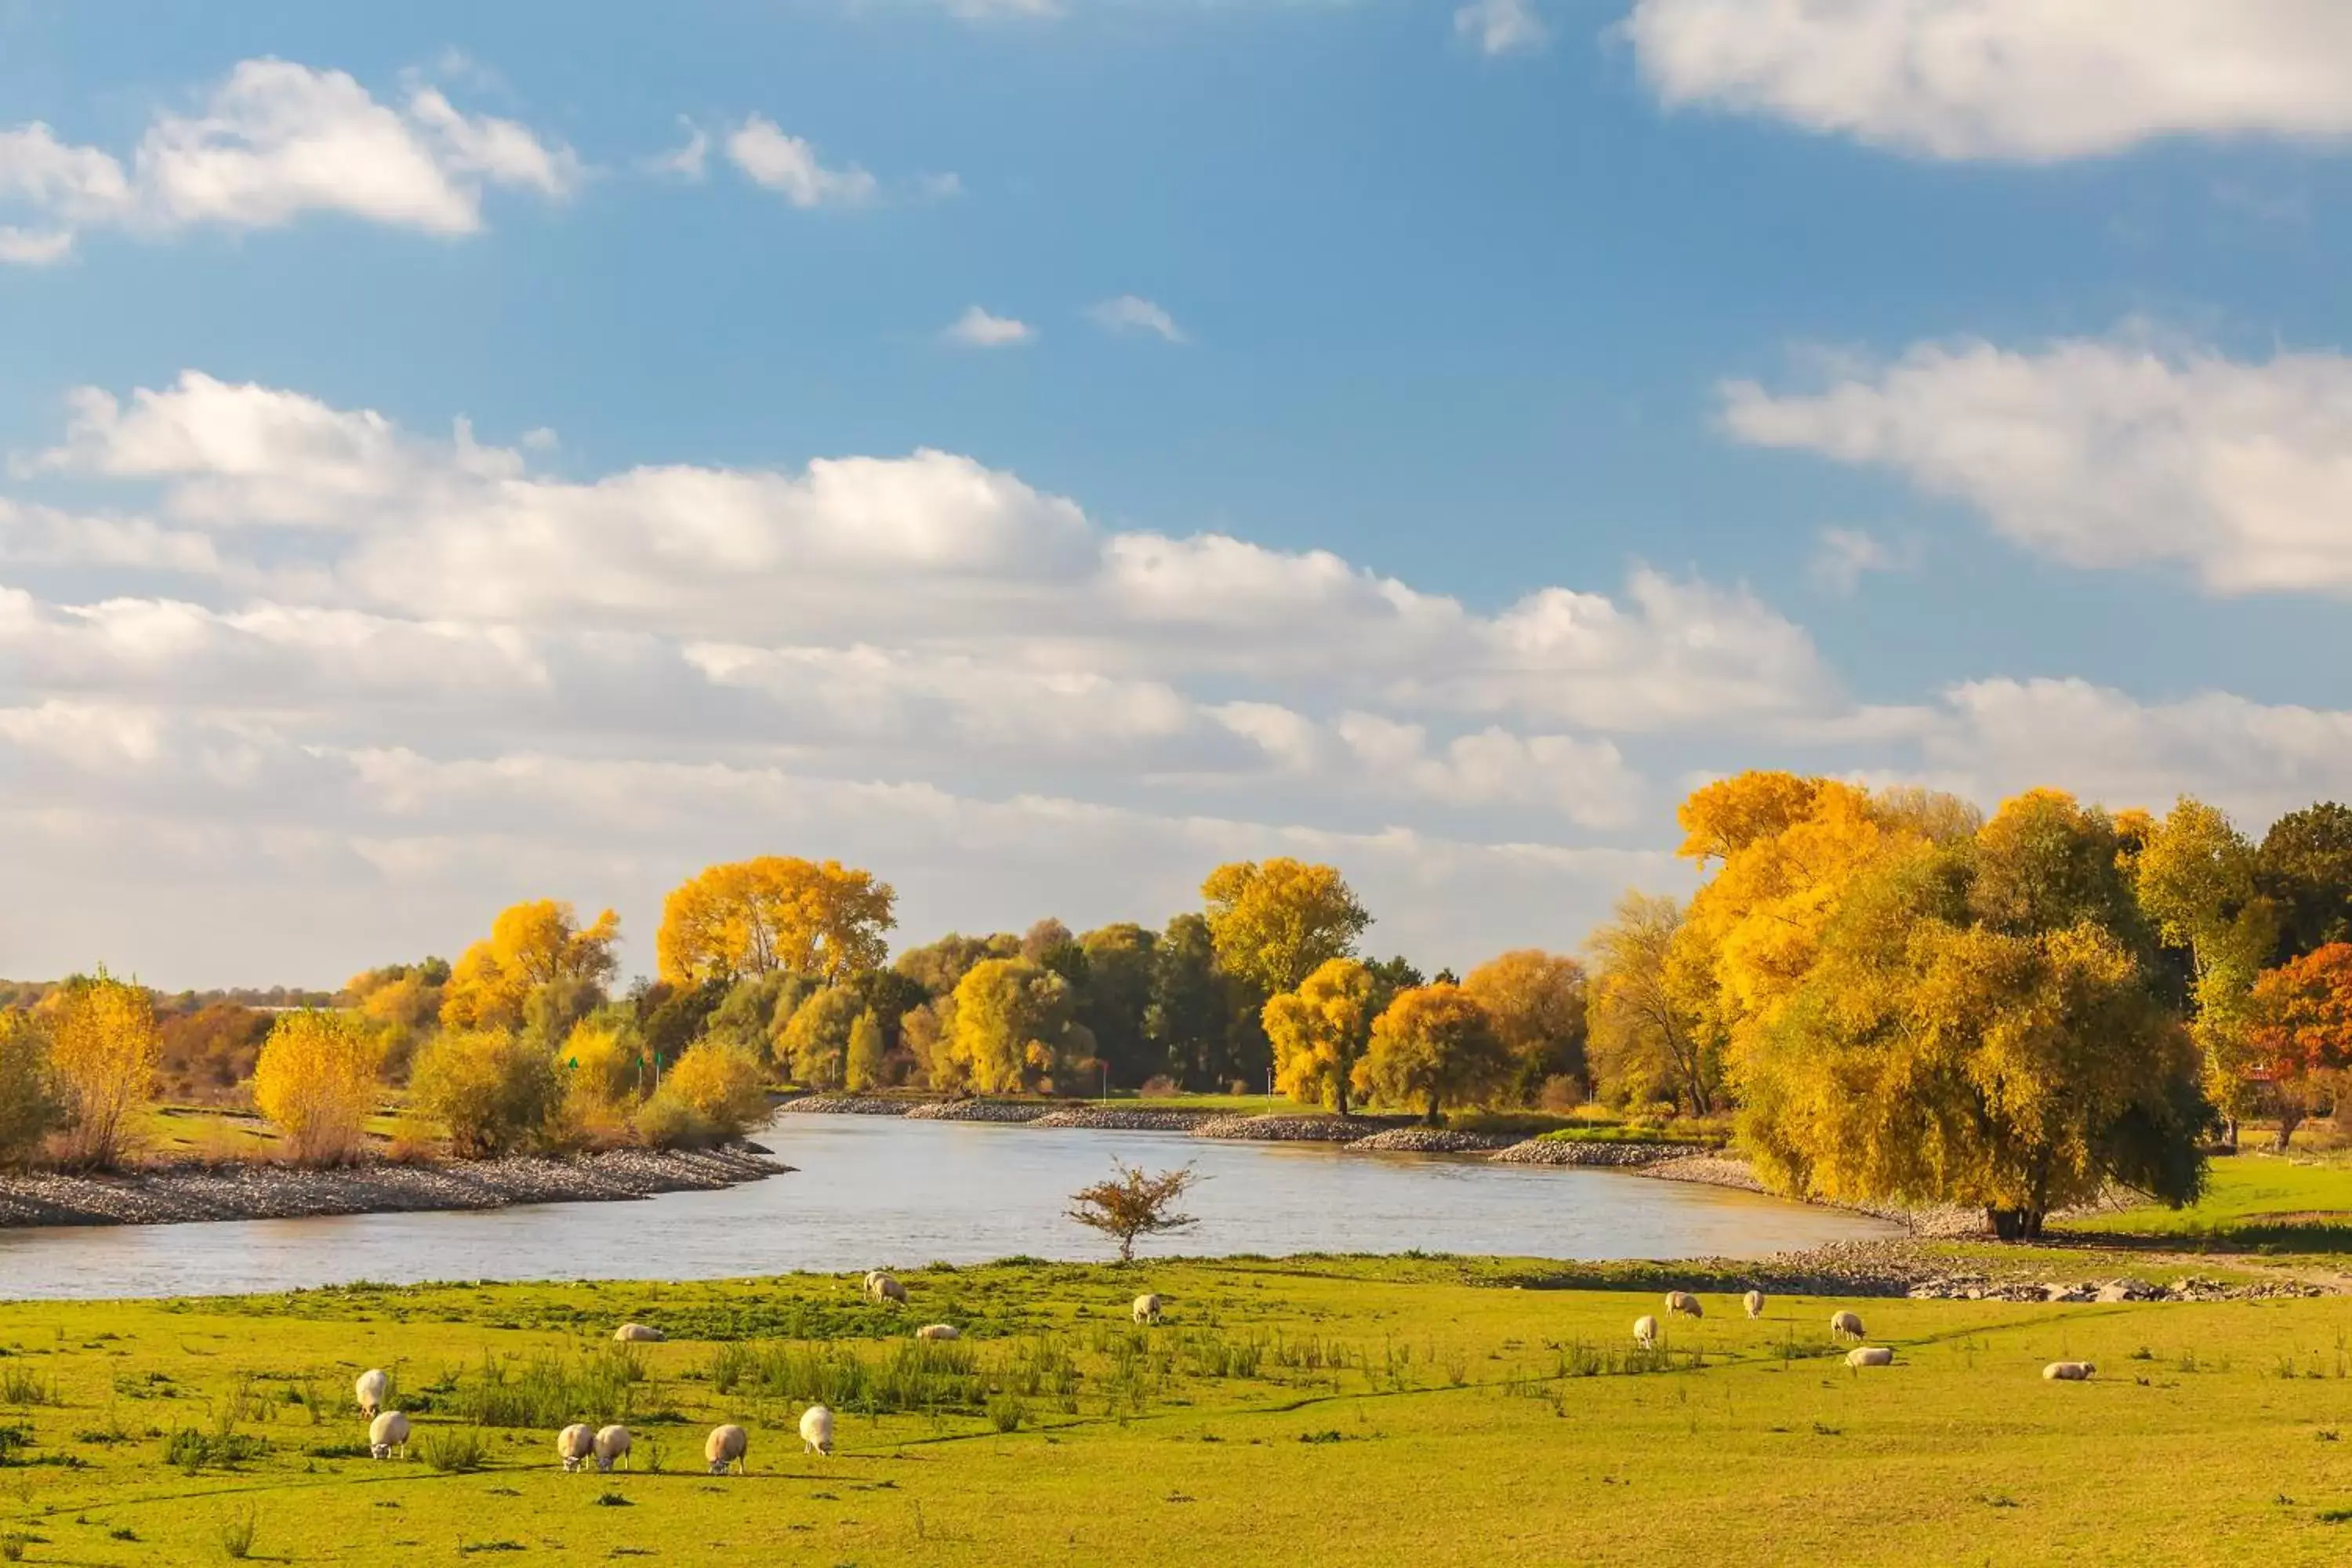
1809, 527, 1911, 595
724, 116, 877, 207
649, 120, 710, 181
0, 59, 577, 260
1087, 295, 1187, 343
1621, 0, 2352, 162
1724, 332, 2352, 597
1457, 0, 1548, 57
944, 305, 1035, 348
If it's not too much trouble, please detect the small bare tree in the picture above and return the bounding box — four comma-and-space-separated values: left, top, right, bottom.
1065, 1160, 1203, 1263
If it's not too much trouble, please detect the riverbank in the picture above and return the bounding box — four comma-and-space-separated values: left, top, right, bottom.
0, 1144, 787, 1229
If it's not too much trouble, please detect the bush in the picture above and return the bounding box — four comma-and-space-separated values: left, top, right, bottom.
0, 1014, 65, 1168
556, 1018, 650, 1147
252, 1011, 386, 1165
1139, 1075, 1179, 1100
409, 1029, 562, 1158
418, 1428, 489, 1473
637, 1042, 768, 1149
45, 971, 161, 1171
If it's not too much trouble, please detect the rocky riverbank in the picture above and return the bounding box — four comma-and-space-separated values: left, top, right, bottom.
775, 1095, 910, 1116
1348, 1127, 1516, 1153
1028, 1107, 1224, 1131
0, 1145, 788, 1230
1189, 1113, 1390, 1142
1488, 1138, 1710, 1167
903, 1100, 1050, 1123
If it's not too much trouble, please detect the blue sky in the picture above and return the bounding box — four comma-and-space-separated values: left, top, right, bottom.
2, 0, 2350, 986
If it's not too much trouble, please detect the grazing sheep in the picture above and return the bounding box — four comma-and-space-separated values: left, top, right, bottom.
1846, 1346, 1894, 1368
613, 1323, 665, 1344
355, 1368, 389, 1417
1633, 1314, 1659, 1348
557, 1423, 596, 1472
368, 1410, 410, 1461
1743, 1290, 1765, 1320
593, 1424, 633, 1473
800, 1403, 835, 1456
866, 1272, 908, 1306
2042, 1360, 2096, 1382
1133, 1294, 1164, 1325
915, 1323, 961, 1341
705, 1424, 750, 1475
1665, 1290, 1703, 1319
1829, 1310, 1865, 1342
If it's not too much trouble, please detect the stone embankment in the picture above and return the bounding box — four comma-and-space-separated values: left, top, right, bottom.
1348, 1127, 1516, 1153
1487, 1138, 1711, 1168
1189, 1114, 1386, 1143
775, 1095, 911, 1116
1027, 1107, 1223, 1131
0, 1145, 787, 1230
902, 1100, 1050, 1123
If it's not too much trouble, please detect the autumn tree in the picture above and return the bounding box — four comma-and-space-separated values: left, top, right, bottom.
637, 1040, 771, 1149
1353, 982, 1510, 1125
441, 900, 621, 1033
1462, 949, 1588, 1103
47, 971, 162, 1170
252, 1011, 387, 1165
408, 1028, 563, 1158
1262, 957, 1381, 1115
1586, 894, 1718, 1115
846, 1010, 887, 1091
156, 1002, 272, 1102
947, 957, 1092, 1094
780, 985, 866, 1090
657, 857, 895, 985
1065, 1160, 1202, 1263
1201, 858, 1372, 998
0, 1012, 66, 1167
2249, 944, 2352, 1149
1737, 794, 2208, 1240
893, 931, 1019, 996
2135, 797, 2275, 1141
557, 1014, 650, 1144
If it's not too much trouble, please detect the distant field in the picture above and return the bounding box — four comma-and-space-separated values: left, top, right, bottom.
2054, 1152, 2352, 1252
4, 1257, 2352, 1564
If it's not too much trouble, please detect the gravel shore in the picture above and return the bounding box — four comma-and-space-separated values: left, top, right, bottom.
1348, 1127, 1516, 1153
1487, 1138, 1710, 1167
902, 1100, 1051, 1123
0, 1145, 787, 1230
1188, 1114, 1388, 1142
1027, 1107, 1225, 1131
775, 1095, 911, 1116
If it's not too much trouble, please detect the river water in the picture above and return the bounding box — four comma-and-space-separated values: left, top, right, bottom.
0, 1115, 1895, 1299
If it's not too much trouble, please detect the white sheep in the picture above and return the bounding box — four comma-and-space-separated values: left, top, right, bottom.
1829, 1309, 1865, 1342
1133, 1294, 1164, 1325
2042, 1360, 2096, 1382
705, 1423, 749, 1475
557, 1423, 596, 1472
613, 1323, 665, 1344
1743, 1290, 1765, 1320
355, 1368, 389, 1417
800, 1403, 835, 1456
1665, 1290, 1703, 1319
1846, 1345, 1894, 1368
368, 1410, 410, 1461
866, 1272, 908, 1306
914, 1323, 960, 1341
593, 1424, 633, 1473
1633, 1314, 1659, 1348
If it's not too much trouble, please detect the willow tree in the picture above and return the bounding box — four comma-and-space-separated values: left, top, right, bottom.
1739, 795, 2208, 1240
1353, 983, 1509, 1126
947, 957, 1091, 1095
1262, 956, 1379, 1115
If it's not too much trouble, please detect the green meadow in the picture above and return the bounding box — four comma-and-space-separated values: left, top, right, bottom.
5, 1254, 2352, 1566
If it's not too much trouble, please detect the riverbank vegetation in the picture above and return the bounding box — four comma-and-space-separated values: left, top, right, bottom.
2, 1258, 2351, 1563
4, 784, 2349, 1243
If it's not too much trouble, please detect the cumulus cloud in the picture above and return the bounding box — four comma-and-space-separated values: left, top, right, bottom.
1087, 296, 1187, 343
1723, 333, 2352, 596
1457, 0, 1549, 57
943, 305, 1034, 347
724, 116, 877, 207
0, 58, 577, 260
649, 120, 710, 181
1621, 0, 2352, 162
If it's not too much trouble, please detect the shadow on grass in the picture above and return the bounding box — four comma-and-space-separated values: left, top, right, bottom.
2048, 1221, 2352, 1257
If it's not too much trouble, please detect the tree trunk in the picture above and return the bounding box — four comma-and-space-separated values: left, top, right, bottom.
1987, 1208, 2046, 1242
2275, 1105, 2304, 1152
1335, 1079, 1348, 1119
1425, 1092, 1442, 1127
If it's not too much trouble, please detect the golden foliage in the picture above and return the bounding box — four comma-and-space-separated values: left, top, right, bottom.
1585, 893, 1717, 1115
408, 1028, 562, 1158
1200, 858, 1370, 996
556, 1018, 648, 1145
656, 857, 896, 985
1461, 949, 1588, 1098
947, 957, 1087, 1094
46, 970, 161, 1170
1262, 957, 1378, 1114
440, 901, 619, 1032
1352, 982, 1508, 1125
637, 1040, 770, 1149
252, 1011, 387, 1166
0, 1011, 66, 1166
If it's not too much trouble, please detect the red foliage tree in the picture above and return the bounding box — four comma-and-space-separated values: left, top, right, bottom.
2248, 943, 2352, 1148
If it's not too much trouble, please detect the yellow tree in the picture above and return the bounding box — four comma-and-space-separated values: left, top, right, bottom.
1201, 858, 1370, 998
1585, 893, 1717, 1115
252, 1011, 387, 1165
638, 1040, 771, 1149
1353, 983, 1509, 1126
846, 1010, 887, 1092
1262, 957, 1379, 1115
1461, 949, 1588, 1102
46, 970, 162, 1170
657, 857, 896, 985
0, 1012, 66, 1167
946, 957, 1088, 1094
2134, 796, 2274, 1141
441, 900, 621, 1032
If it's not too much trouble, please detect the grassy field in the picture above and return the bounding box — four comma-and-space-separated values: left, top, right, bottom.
2054, 1152, 2352, 1252
5, 1258, 2352, 1564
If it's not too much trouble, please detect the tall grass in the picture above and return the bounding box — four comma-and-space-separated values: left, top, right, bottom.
706, 1338, 985, 1417
419, 1428, 490, 1473
448, 1347, 648, 1430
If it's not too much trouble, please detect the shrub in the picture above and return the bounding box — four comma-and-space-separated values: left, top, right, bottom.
0, 1015, 65, 1168
637, 1041, 768, 1149
45, 971, 161, 1171
419, 1428, 489, 1472
1139, 1075, 1178, 1099
408, 1029, 562, 1158
252, 1011, 386, 1165
216, 1506, 258, 1560
557, 1018, 649, 1146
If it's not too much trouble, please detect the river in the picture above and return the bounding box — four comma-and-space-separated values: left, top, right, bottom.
0, 1115, 1896, 1299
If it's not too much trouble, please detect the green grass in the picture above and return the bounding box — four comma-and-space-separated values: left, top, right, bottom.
2053, 1152, 2352, 1251
4, 1257, 2352, 1563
